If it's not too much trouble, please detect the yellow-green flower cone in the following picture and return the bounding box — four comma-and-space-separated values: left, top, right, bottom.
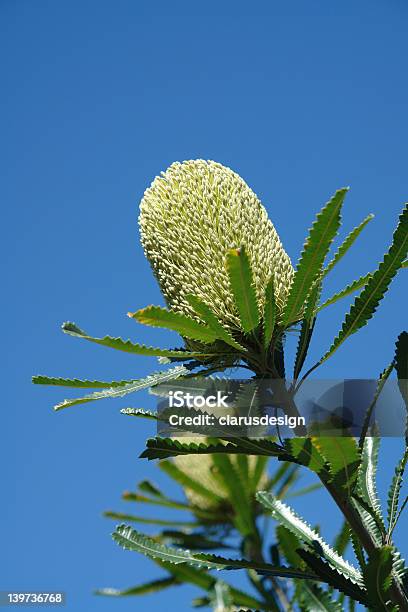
139, 159, 294, 331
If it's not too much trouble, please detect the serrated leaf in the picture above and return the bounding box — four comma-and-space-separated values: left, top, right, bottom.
395, 331, 408, 410
140, 437, 287, 461
317, 273, 372, 312
32, 375, 136, 388
159, 460, 224, 505
157, 561, 266, 610
263, 275, 276, 347
185, 294, 245, 351
138, 480, 164, 497
324, 214, 374, 276
120, 408, 158, 420
256, 492, 363, 586
276, 525, 303, 567
211, 454, 253, 536
284, 438, 329, 478
296, 549, 368, 605
294, 280, 321, 380
312, 438, 361, 494
321, 204, 408, 362
363, 546, 396, 611
112, 525, 318, 579
356, 437, 385, 544
299, 583, 343, 611
95, 576, 178, 597
387, 448, 408, 542
359, 364, 394, 449
283, 188, 347, 326
128, 306, 219, 344
333, 521, 350, 557
54, 366, 188, 411
226, 246, 260, 333
61, 322, 216, 358
104, 511, 198, 527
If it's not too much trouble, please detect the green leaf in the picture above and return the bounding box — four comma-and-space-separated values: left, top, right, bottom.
140, 437, 288, 461
61, 322, 215, 358
157, 562, 266, 610
159, 460, 224, 505
321, 204, 408, 362
359, 364, 394, 449
324, 214, 374, 276
296, 549, 368, 605
299, 583, 343, 611
185, 294, 245, 351
293, 280, 321, 380
356, 437, 385, 545
333, 521, 350, 557
112, 525, 319, 580
32, 375, 137, 388
263, 275, 276, 348
211, 454, 253, 535
395, 331, 408, 410
54, 366, 188, 411
276, 525, 303, 567
120, 408, 158, 420
128, 306, 219, 344
362, 546, 396, 611
284, 438, 329, 479
138, 480, 165, 497
104, 511, 198, 527
386, 448, 408, 542
95, 576, 178, 597
317, 273, 372, 312
226, 246, 260, 333
312, 438, 361, 494
283, 188, 347, 326
256, 492, 363, 586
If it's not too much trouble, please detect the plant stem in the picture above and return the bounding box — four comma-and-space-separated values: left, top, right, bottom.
321, 477, 408, 610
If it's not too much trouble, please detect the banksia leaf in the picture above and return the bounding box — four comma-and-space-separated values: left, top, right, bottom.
321, 204, 408, 363
317, 272, 372, 312
263, 275, 276, 348
32, 376, 137, 388
226, 246, 260, 333
120, 408, 158, 419
296, 550, 368, 605
54, 366, 187, 411
185, 294, 246, 351
282, 188, 347, 326
61, 322, 217, 359
159, 460, 224, 505
298, 583, 343, 611
324, 213, 374, 276
128, 306, 219, 344
395, 331, 408, 410
112, 525, 318, 579
140, 437, 286, 461
362, 546, 396, 611
139, 160, 293, 331
312, 438, 361, 494
256, 492, 363, 585
95, 576, 179, 597
293, 279, 321, 379
387, 448, 408, 542
284, 438, 329, 479
356, 437, 385, 545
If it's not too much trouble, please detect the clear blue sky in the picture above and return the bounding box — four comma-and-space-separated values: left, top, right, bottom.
1, 1, 407, 610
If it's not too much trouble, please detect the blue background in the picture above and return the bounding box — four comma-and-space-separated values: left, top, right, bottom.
1, 1, 407, 610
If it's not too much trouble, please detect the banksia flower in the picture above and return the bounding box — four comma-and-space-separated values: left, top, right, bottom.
139, 159, 294, 331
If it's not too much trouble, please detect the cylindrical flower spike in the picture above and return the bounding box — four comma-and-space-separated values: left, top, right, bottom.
139, 159, 294, 331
